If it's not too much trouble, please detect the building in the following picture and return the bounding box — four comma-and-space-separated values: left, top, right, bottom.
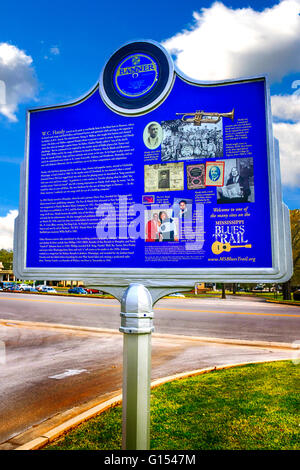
0, 262, 16, 282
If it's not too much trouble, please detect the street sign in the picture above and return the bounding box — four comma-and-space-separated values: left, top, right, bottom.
14, 40, 292, 289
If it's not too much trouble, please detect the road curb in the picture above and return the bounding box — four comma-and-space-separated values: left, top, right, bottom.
14, 394, 123, 450
0, 318, 121, 336
265, 299, 300, 307
14, 358, 290, 451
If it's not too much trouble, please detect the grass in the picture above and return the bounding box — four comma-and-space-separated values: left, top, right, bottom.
44, 361, 299, 450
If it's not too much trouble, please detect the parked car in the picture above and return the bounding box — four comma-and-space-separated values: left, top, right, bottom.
40, 286, 57, 293
0, 282, 20, 291
18, 283, 30, 291
169, 293, 185, 298
253, 284, 264, 291
6, 284, 21, 291
68, 287, 87, 295
84, 288, 103, 294
36, 285, 46, 291
20, 285, 35, 292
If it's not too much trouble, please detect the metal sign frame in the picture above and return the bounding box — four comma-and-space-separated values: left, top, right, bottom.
13, 40, 293, 290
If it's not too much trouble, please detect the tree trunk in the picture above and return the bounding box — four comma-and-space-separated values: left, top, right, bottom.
282, 281, 291, 300
222, 283, 226, 299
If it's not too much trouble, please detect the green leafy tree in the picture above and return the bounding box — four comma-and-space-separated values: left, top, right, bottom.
282, 209, 300, 300
290, 209, 300, 286
0, 249, 13, 270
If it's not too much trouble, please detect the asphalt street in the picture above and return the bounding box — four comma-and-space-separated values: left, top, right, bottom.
0, 292, 299, 343
0, 292, 299, 449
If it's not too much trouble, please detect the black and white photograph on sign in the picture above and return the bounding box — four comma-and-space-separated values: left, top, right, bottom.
172, 197, 193, 220
145, 209, 179, 242
217, 157, 255, 204
158, 169, 170, 189
161, 119, 223, 161
144, 162, 184, 193
143, 122, 163, 150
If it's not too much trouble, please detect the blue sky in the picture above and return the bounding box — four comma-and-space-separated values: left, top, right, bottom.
0, 0, 299, 248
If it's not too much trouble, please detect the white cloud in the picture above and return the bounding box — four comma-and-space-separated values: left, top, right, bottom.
0, 43, 37, 122
271, 93, 300, 186
45, 46, 60, 60
0, 210, 18, 250
271, 94, 300, 121
162, 0, 300, 82
273, 121, 300, 187
163, 1, 300, 188
50, 46, 60, 56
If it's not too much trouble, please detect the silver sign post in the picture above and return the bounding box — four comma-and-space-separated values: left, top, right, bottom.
120, 283, 154, 450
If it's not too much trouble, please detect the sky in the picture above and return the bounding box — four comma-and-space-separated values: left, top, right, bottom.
0, 0, 299, 249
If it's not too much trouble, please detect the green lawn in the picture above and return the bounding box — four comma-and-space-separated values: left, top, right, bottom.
44, 361, 299, 451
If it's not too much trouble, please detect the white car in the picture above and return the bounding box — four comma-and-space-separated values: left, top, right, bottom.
23, 285, 35, 291
19, 284, 30, 291
40, 286, 57, 293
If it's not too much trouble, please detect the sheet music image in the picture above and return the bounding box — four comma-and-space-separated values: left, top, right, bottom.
187, 163, 206, 189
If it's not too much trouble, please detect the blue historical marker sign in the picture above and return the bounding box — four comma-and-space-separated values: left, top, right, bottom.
14, 40, 292, 288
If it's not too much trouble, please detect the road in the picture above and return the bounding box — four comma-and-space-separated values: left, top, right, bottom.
0, 291, 299, 343
0, 292, 299, 449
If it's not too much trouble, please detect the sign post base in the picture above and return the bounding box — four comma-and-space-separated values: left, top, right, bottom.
120, 283, 154, 450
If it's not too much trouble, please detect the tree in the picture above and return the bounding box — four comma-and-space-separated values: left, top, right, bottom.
0, 249, 13, 270
290, 209, 300, 286
282, 209, 300, 300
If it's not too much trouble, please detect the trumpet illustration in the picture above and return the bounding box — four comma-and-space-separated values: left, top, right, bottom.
212, 241, 252, 255
176, 109, 234, 126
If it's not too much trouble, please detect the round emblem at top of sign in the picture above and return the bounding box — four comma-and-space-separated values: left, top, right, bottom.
113, 53, 159, 99
99, 40, 174, 115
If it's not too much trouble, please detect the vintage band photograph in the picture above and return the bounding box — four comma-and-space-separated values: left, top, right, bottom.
217, 157, 255, 203
161, 119, 223, 161
144, 162, 184, 193
145, 209, 179, 242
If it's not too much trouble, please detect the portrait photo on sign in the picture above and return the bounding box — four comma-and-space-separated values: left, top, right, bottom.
172, 197, 193, 220
205, 161, 225, 186
161, 119, 223, 161
144, 162, 184, 193
145, 209, 179, 242
143, 122, 163, 150
217, 157, 255, 203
